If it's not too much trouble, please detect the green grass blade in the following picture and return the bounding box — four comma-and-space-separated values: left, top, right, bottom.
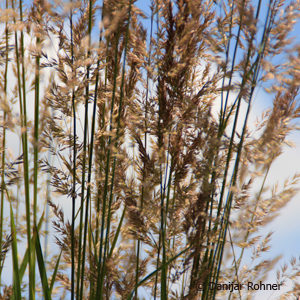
9, 197, 21, 299
34, 225, 51, 300
49, 250, 62, 294
19, 212, 44, 281
108, 207, 126, 259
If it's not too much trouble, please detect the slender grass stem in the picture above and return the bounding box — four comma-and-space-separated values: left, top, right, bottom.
78, 0, 94, 298
69, 2, 77, 299
95, 32, 119, 299
11, 0, 34, 297
0, 1, 9, 286
8, 190, 21, 300
135, 7, 154, 298
97, 2, 133, 298
81, 2, 104, 298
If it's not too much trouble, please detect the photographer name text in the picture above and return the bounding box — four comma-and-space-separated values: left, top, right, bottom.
198, 281, 281, 292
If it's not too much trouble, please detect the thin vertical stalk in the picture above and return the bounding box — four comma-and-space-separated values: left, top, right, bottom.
220, 0, 245, 127
135, 5, 154, 299
32, 20, 41, 300
212, 89, 253, 300
68, 1, 77, 298
8, 190, 21, 300
95, 31, 120, 300
153, 1, 161, 297
94, 0, 106, 252
96, 2, 133, 298
212, 31, 271, 300
153, 234, 161, 300
159, 139, 172, 300
208, 7, 272, 298
33, 40, 40, 226
81, 3, 104, 299
164, 159, 173, 295
11, 0, 34, 297
20, 0, 34, 294
0, 0, 9, 286
201, 1, 267, 298
220, 0, 234, 122
78, 1, 94, 299
43, 147, 52, 261
85, 52, 100, 299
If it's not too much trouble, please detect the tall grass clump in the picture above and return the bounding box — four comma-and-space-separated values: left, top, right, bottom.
1, 0, 300, 299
